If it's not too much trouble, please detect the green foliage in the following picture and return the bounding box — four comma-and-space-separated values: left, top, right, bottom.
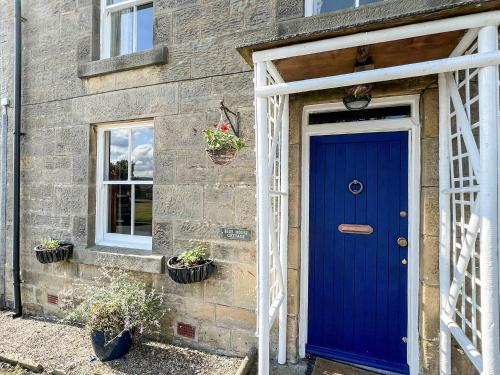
37, 238, 60, 250
64, 269, 165, 337
178, 245, 209, 267
204, 127, 245, 151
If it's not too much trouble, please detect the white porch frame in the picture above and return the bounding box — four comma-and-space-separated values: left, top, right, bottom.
253, 10, 500, 375
298, 96, 421, 374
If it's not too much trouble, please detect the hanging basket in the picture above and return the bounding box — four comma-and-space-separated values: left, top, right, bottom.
166, 257, 216, 284
206, 148, 237, 166
34, 242, 73, 264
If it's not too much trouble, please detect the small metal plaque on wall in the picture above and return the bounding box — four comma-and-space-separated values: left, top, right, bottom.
221, 228, 252, 241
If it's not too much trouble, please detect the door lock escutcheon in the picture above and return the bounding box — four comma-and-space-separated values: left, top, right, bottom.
397, 237, 408, 248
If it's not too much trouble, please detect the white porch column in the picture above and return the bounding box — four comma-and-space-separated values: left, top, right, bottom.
478, 25, 500, 375
256, 61, 270, 375
438, 73, 452, 375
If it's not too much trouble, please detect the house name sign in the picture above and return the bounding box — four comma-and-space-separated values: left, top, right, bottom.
221, 228, 252, 241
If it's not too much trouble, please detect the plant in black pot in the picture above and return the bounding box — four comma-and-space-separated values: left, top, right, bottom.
65, 269, 164, 362
167, 245, 216, 284
34, 238, 73, 264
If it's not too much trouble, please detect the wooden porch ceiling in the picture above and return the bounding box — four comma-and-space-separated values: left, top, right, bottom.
274, 30, 464, 82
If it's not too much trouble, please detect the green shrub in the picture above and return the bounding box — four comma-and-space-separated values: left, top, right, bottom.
204, 126, 245, 151
177, 245, 210, 267
37, 238, 60, 250
64, 269, 164, 337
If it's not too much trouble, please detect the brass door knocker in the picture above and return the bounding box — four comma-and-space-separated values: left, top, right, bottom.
348, 179, 364, 195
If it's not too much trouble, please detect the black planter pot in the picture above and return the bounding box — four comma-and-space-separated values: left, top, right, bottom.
166, 257, 216, 284
91, 330, 133, 362
34, 242, 73, 264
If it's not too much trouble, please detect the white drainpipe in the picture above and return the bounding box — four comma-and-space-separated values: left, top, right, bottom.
0, 97, 9, 308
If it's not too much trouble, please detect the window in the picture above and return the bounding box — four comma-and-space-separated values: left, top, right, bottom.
101, 0, 154, 59
305, 0, 382, 16
96, 122, 154, 250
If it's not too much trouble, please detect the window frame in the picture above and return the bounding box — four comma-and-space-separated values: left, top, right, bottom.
100, 0, 153, 59
95, 121, 154, 251
305, 0, 373, 16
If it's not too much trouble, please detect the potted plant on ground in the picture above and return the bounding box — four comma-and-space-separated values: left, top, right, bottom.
34, 238, 73, 264
204, 122, 245, 165
65, 269, 164, 361
167, 245, 216, 284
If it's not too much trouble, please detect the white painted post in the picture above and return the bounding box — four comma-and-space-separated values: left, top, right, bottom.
438, 74, 452, 375
477, 25, 500, 375
278, 95, 289, 365
256, 61, 270, 375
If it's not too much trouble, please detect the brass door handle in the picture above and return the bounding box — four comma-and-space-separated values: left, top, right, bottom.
397, 237, 408, 247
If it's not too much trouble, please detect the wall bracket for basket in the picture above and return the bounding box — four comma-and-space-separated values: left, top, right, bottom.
220, 100, 241, 137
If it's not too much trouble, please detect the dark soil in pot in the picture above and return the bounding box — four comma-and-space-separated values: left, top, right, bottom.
91, 330, 133, 362
34, 242, 73, 264
166, 257, 216, 284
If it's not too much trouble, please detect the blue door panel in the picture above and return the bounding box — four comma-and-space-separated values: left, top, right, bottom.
307, 132, 409, 374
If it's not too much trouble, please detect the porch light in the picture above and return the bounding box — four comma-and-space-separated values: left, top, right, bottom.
343, 46, 373, 110
343, 94, 372, 110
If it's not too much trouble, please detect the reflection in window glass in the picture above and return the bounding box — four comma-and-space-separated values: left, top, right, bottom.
108, 185, 131, 234
313, 0, 382, 14
137, 3, 153, 52
131, 127, 154, 180
106, 129, 129, 180
134, 185, 153, 236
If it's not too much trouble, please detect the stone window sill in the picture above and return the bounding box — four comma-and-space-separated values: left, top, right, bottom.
71, 245, 165, 274
77, 46, 168, 79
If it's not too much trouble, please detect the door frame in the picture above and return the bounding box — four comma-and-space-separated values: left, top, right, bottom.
298, 95, 421, 375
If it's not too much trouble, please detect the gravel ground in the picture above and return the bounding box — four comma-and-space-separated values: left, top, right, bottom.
0, 311, 242, 375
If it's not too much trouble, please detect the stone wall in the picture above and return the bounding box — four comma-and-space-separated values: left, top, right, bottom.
0, 0, 494, 370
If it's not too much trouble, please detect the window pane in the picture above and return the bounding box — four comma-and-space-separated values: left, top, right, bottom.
131, 127, 154, 180
137, 3, 153, 52
314, 0, 382, 14
106, 129, 129, 180
108, 185, 131, 235
110, 8, 133, 57
134, 185, 152, 236
315, 0, 354, 13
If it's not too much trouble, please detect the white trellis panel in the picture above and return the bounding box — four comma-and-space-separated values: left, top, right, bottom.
255, 61, 289, 374
439, 26, 500, 375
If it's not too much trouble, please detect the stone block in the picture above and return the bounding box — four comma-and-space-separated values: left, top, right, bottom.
154, 150, 176, 185
198, 322, 231, 350
176, 150, 218, 184
152, 221, 174, 256
216, 305, 255, 330
421, 187, 439, 237
421, 339, 439, 375
230, 328, 257, 355
234, 186, 256, 226
287, 269, 300, 316
154, 185, 203, 221
288, 227, 300, 270
155, 114, 206, 151
421, 137, 438, 187
174, 221, 223, 242
289, 186, 301, 228
422, 89, 439, 139
54, 185, 88, 216
203, 186, 234, 223
233, 263, 256, 309
204, 279, 233, 306
420, 283, 440, 341
421, 235, 439, 286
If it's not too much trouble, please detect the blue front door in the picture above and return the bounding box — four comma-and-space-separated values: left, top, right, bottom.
307, 132, 409, 374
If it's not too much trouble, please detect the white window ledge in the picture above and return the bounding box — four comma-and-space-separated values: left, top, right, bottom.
71, 246, 164, 274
